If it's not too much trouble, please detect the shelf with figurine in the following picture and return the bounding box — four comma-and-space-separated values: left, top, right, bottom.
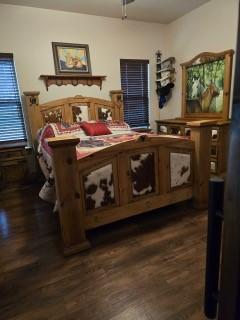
155, 51, 176, 109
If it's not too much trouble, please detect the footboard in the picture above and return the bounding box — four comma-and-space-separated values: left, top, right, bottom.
78, 137, 194, 230
48, 122, 212, 255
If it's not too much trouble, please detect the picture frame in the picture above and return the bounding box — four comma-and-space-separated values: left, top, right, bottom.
52, 42, 92, 75
181, 50, 234, 120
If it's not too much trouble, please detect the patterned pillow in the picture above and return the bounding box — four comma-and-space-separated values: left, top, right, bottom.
105, 120, 131, 132
38, 122, 86, 155
51, 122, 84, 135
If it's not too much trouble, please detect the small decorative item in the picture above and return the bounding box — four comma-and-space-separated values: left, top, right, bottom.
181, 50, 234, 119
52, 42, 92, 75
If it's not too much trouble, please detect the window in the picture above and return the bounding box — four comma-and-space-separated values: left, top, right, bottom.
0, 53, 26, 144
120, 59, 149, 128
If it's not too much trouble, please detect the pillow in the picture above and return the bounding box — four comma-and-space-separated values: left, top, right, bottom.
38, 122, 86, 156
52, 122, 83, 135
81, 121, 112, 136
105, 120, 131, 131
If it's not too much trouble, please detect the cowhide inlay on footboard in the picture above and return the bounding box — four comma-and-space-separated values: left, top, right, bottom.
170, 152, 191, 188
83, 164, 115, 211
130, 153, 156, 197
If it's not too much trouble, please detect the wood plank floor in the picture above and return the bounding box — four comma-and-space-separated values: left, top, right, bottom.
0, 185, 208, 320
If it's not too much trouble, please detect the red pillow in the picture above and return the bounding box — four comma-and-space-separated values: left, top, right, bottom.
81, 122, 112, 136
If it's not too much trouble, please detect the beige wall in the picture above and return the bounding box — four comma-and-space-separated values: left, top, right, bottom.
0, 0, 239, 130
0, 4, 169, 129
161, 0, 239, 120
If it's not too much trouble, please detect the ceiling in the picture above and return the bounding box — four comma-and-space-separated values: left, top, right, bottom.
0, 0, 210, 23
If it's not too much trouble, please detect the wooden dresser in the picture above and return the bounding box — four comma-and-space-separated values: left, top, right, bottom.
155, 50, 234, 176
156, 118, 230, 175
0, 144, 29, 191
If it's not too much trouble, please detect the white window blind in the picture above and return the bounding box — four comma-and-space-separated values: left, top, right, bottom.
120, 59, 149, 128
0, 53, 26, 143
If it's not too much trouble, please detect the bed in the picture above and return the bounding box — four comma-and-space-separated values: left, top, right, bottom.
24, 90, 213, 255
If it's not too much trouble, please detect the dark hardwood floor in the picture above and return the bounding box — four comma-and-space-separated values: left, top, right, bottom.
0, 185, 207, 320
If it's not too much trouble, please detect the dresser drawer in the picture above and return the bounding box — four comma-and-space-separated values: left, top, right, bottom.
0, 148, 25, 160
0, 146, 28, 189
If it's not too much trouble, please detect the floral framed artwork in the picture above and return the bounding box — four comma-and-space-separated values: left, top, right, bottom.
181, 50, 234, 120
52, 42, 92, 75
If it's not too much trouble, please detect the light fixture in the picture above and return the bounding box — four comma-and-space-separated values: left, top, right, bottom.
121, 0, 135, 20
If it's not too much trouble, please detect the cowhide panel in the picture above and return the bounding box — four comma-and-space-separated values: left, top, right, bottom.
130, 152, 156, 197
42, 109, 62, 123
170, 152, 191, 188
84, 163, 115, 211
72, 105, 89, 123
98, 107, 113, 121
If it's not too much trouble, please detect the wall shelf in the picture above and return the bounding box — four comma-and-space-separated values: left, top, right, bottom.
39, 74, 107, 91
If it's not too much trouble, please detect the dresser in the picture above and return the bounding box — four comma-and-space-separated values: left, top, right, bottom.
0, 144, 29, 191
156, 118, 230, 175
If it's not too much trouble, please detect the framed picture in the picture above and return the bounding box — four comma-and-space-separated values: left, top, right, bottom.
181, 50, 234, 120
52, 42, 92, 75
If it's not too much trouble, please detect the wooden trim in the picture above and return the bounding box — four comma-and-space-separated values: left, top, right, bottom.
180, 50, 234, 67
186, 119, 218, 127
23, 91, 41, 147
39, 75, 106, 91
47, 136, 80, 147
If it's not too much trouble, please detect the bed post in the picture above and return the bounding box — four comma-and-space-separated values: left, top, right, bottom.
110, 90, 124, 121
188, 120, 215, 209
47, 136, 91, 256
23, 91, 42, 146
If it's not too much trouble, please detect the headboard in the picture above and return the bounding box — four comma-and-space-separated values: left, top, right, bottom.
23, 90, 124, 144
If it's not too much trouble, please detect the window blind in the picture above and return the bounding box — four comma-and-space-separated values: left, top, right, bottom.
0, 53, 26, 143
120, 59, 149, 128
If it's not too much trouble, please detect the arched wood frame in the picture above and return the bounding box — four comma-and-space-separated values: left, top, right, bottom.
181, 50, 234, 120
23, 90, 124, 145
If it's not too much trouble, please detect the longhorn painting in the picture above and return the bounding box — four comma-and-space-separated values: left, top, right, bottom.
186, 59, 225, 113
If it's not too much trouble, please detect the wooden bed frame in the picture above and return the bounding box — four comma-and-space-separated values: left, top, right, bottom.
24, 90, 213, 255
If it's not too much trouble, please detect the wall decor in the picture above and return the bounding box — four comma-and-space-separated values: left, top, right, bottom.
181, 50, 234, 120
52, 42, 92, 75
